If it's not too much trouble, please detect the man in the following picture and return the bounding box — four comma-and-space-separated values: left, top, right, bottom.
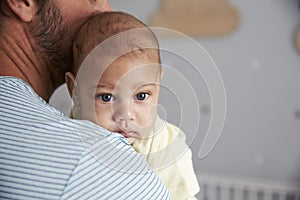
0, 1, 171, 199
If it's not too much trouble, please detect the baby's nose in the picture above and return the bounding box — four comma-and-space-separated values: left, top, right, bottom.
113, 102, 135, 123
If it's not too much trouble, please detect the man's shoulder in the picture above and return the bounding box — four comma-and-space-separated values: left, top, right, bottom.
0, 76, 117, 150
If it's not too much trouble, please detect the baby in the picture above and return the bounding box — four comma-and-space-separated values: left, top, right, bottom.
65, 11, 200, 199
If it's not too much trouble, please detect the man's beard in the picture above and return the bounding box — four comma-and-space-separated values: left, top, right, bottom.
29, 1, 73, 87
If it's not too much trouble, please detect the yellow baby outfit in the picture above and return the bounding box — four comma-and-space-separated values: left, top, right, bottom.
132, 116, 200, 199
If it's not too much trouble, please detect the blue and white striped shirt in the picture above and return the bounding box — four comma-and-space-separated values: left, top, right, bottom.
0, 77, 171, 200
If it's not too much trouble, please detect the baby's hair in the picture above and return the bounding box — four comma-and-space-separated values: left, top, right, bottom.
72, 11, 160, 75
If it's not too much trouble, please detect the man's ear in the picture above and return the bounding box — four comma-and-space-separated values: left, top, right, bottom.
65, 72, 80, 104
6, 0, 37, 22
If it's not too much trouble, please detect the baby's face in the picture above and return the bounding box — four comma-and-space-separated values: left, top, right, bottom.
77, 56, 161, 142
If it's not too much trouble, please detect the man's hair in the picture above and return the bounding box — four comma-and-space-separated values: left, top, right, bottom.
72, 11, 160, 74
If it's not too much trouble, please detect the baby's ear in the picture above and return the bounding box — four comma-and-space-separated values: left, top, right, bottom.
65, 72, 79, 100
160, 69, 164, 79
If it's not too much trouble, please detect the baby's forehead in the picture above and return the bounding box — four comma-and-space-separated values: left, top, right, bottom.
117, 50, 160, 62
93, 49, 160, 66
75, 46, 161, 83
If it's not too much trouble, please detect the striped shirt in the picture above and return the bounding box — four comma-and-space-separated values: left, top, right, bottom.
0, 77, 171, 200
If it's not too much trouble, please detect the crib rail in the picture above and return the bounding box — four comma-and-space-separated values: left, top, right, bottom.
197, 173, 300, 200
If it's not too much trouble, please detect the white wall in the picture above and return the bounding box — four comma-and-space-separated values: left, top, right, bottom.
50, 0, 300, 184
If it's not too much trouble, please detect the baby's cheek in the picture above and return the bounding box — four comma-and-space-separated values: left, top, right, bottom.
83, 111, 98, 124
137, 112, 156, 136
94, 111, 108, 125
139, 107, 155, 126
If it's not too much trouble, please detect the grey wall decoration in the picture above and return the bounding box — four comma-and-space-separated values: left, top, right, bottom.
149, 0, 240, 37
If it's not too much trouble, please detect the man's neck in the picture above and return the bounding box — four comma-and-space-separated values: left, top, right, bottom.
0, 20, 55, 102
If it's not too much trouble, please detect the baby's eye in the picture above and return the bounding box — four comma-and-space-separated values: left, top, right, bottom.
135, 92, 149, 101
97, 93, 114, 102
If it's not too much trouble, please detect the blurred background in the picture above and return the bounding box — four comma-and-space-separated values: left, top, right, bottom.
49, 0, 300, 199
